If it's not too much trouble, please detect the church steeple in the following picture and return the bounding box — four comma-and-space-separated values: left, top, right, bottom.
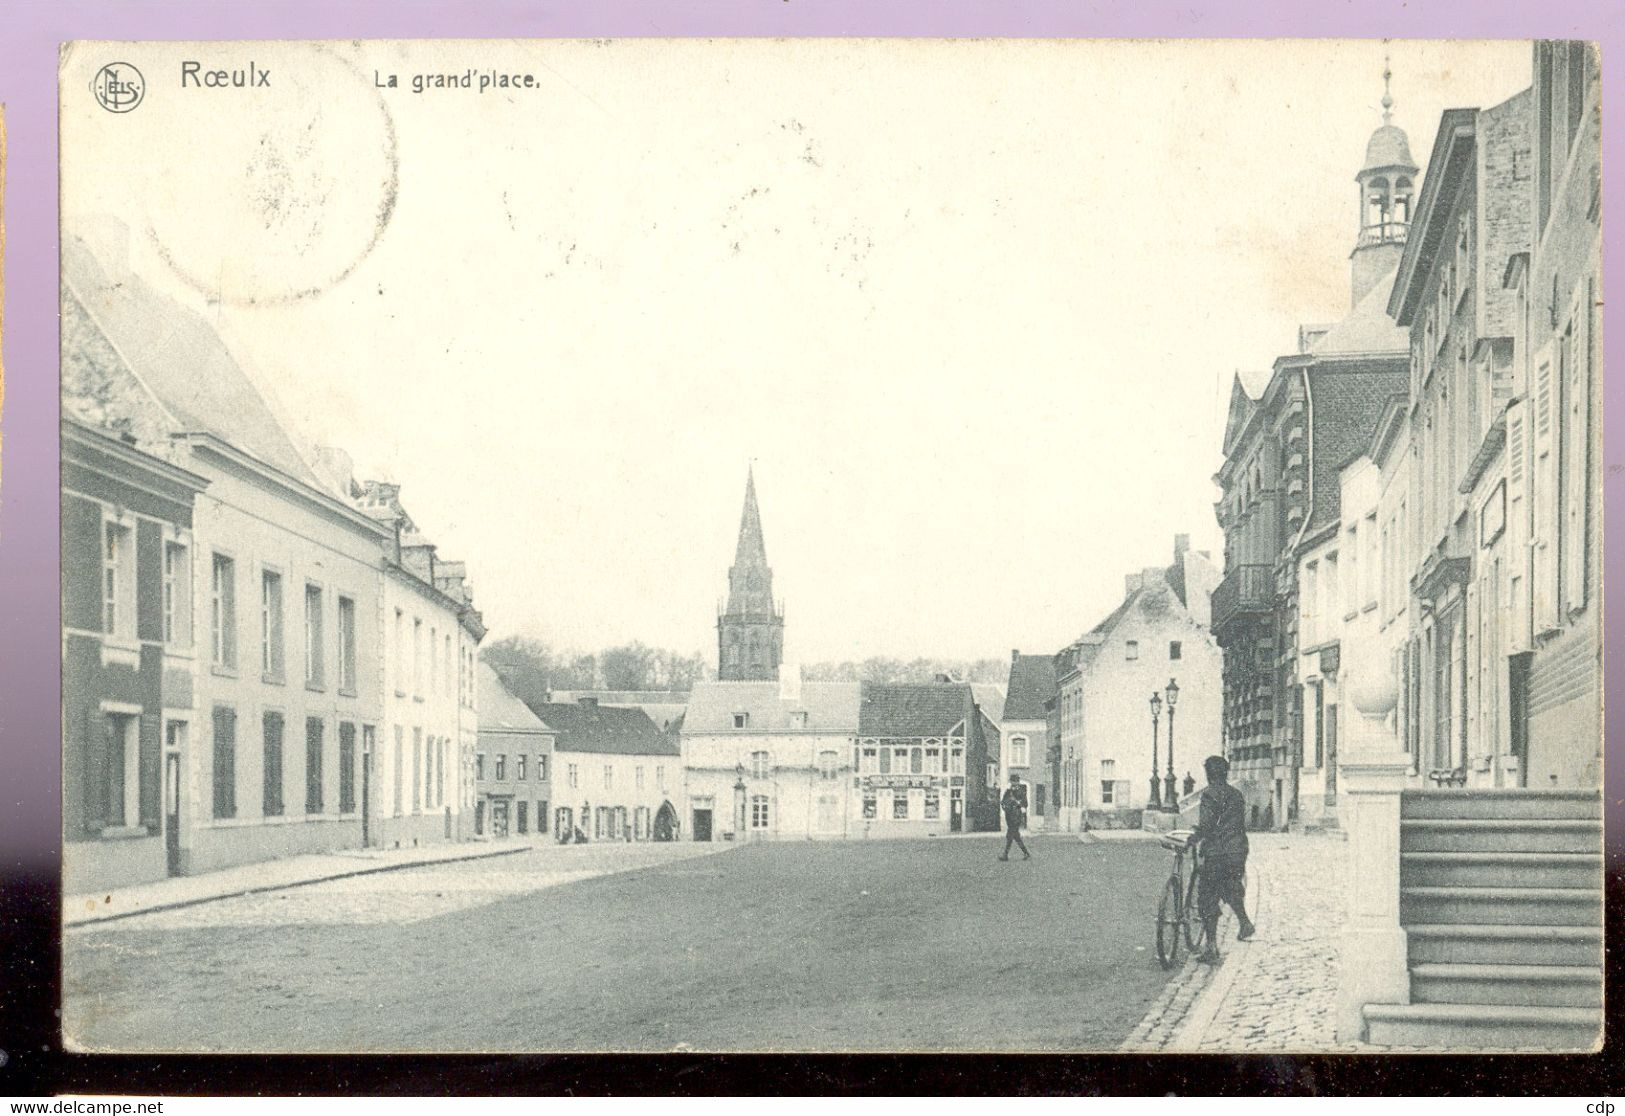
1350, 49, 1419, 307
717, 467, 784, 681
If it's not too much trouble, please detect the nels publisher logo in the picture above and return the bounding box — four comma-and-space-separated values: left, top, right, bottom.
91, 62, 145, 113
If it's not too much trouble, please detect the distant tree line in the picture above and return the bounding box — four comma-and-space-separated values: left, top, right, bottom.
799, 658, 1010, 684
481, 637, 1011, 705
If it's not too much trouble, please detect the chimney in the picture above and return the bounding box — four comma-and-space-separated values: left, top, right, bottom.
779, 663, 802, 704
1011, 648, 1020, 663
1174, 533, 1190, 558
313, 446, 356, 500
933, 672, 953, 684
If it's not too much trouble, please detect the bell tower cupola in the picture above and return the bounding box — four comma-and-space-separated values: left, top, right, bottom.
1351, 55, 1419, 307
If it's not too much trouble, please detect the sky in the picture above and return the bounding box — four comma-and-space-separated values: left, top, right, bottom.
60, 38, 1534, 664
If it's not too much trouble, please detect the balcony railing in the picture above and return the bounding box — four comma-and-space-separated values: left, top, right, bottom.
1211, 564, 1274, 636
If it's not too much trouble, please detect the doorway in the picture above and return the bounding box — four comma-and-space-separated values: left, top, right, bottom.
361, 727, 374, 848
692, 808, 713, 842
492, 799, 510, 838
163, 749, 182, 876
1324, 704, 1339, 802
1508, 652, 1532, 788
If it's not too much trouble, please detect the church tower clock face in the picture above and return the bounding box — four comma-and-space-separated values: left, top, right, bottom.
717, 467, 785, 682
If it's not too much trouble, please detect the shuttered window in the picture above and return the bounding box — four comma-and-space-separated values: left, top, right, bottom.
213, 706, 237, 819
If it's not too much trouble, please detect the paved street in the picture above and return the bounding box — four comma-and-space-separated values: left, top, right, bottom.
66, 833, 1182, 1053
1123, 833, 1348, 1052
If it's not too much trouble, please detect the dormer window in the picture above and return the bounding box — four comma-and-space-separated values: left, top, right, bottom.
790, 711, 808, 729
733, 712, 749, 729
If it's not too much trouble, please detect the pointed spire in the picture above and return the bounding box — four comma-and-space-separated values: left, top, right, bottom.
734, 465, 767, 567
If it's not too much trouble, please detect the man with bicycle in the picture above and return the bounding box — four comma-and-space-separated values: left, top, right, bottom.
1189, 754, 1255, 962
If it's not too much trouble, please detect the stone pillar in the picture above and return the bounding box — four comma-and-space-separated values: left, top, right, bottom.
1335, 671, 1411, 1044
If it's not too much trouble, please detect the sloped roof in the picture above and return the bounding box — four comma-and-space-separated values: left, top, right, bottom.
970, 684, 1007, 724
1002, 655, 1057, 721
478, 663, 553, 736
522, 700, 677, 756
1361, 123, 1418, 174
61, 234, 325, 489
859, 682, 971, 737
684, 681, 861, 734
1310, 269, 1406, 356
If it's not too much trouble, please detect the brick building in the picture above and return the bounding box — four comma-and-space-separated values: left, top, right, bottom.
61, 418, 209, 892
855, 681, 997, 836
1386, 90, 1534, 788
999, 652, 1056, 830
1212, 94, 1412, 828
475, 662, 555, 839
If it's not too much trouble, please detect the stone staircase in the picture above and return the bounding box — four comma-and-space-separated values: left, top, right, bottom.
1361, 788, 1603, 1051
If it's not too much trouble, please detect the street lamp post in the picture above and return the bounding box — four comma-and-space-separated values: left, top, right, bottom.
1162, 678, 1180, 812
734, 762, 747, 841
1148, 693, 1163, 809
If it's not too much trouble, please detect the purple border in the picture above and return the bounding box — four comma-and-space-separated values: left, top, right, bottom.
0, 0, 1621, 1085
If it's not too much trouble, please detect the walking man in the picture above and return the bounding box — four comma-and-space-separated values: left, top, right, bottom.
998, 772, 1031, 861
1190, 754, 1255, 962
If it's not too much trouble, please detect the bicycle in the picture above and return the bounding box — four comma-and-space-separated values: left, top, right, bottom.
1154, 829, 1209, 968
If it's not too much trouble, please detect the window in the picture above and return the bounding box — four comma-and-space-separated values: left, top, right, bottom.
429, 626, 438, 693
211, 554, 237, 668
925, 747, 941, 774
412, 618, 423, 696
394, 609, 406, 693
568, 763, 579, 789
444, 635, 452, 696
950, 748, 964, 775
1169, 641, 1182, 661
603, 764, 613, 790
337, 596, 356, 692
305, 718, 325, 814
751, 795, 770, 829
475, 752, 486, 781
861, 747, 877, 774
163, 541, 190, 646
393, 727, 404, 815
751, 750, 770, 778
538, 800, 549, 833
1101, 758, 1116, 804
656, 765, 666, 790
262, 712, 284, 817
304, 584, 324, 687
893, 793, 909, 820
1010, 735, 1030, 768
102, 713, 142, 830
495, 754, 506, 781
862, 794, 877, 819
732, 712, 749, 729
817, 750, 839, 778
339, 723, 357, 814
517, 754, 527, 781
517, 801, 528, 834
260, 570, 285, 680
879, 748, 892, 775
102, 520, 131, 636
1125, 640, 1139, 661
924, 792, 940, 820
212, 706, 237, 819
537, 755, 548, 781
635, 765, 644, 789
910, 747, 923, 774
790, 711, 808, 729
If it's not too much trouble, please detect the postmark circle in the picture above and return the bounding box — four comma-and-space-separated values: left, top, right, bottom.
92, 63, 145, 113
